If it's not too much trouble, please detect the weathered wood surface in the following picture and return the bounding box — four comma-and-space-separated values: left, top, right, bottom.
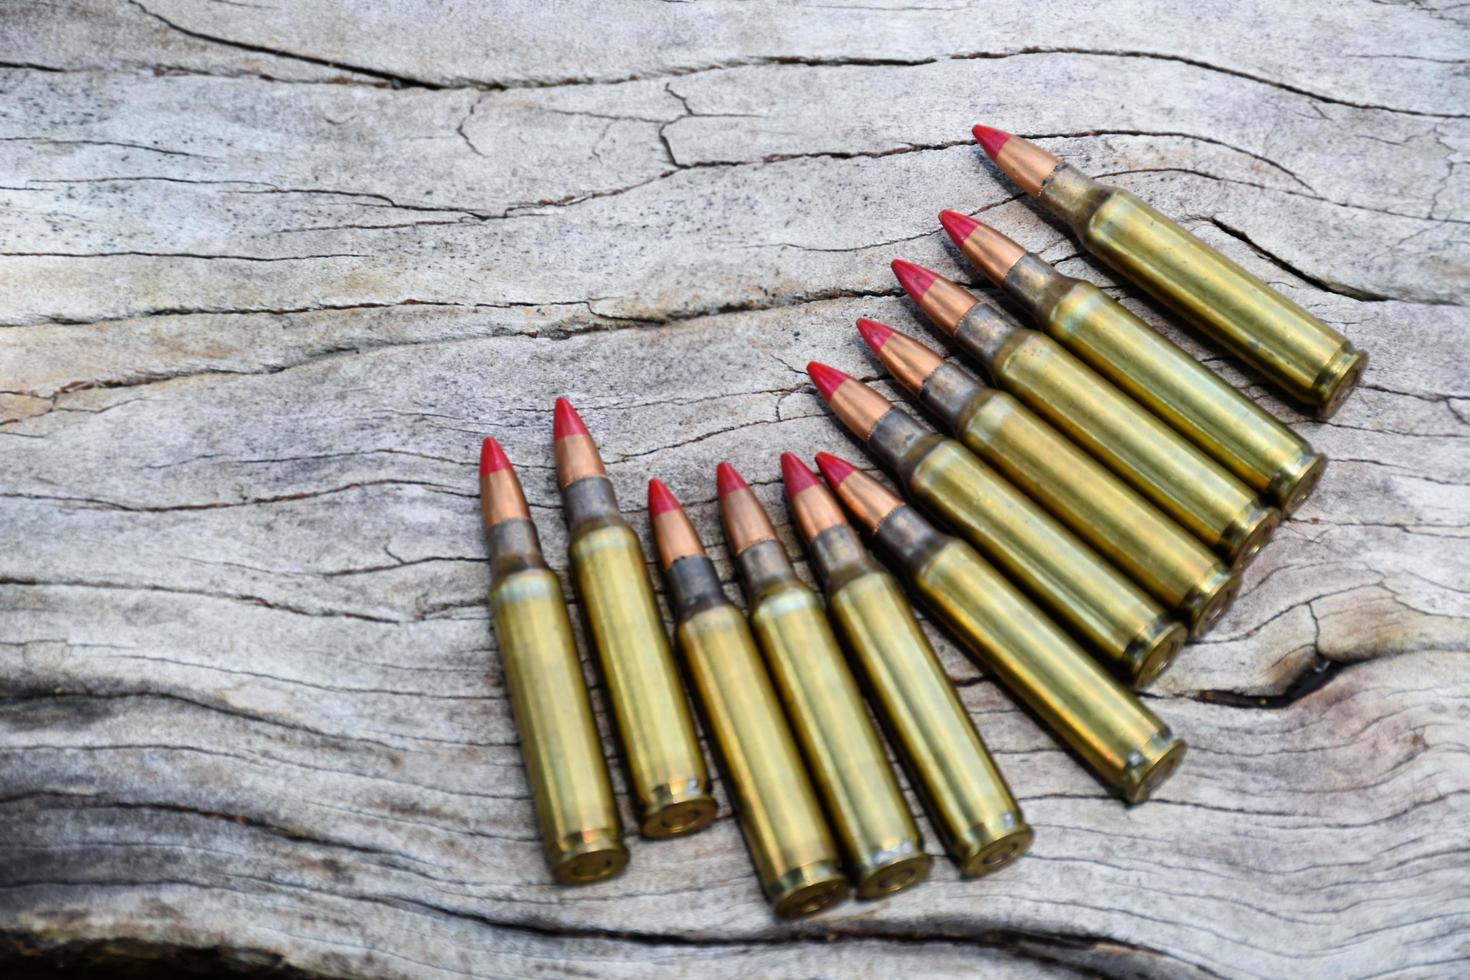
1, 1, 1468, 977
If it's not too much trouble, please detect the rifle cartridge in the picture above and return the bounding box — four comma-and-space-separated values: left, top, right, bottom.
649, 479, 848, 917
718, 463, 930, 898
817, 453, 1186, 804
784, 453, 1031, 875
480, 438, 628, 884
941, 214, 1326, 515
859, 319, 1238, 637
555, 400, 715, 838
809, 362, 1186, 687
892, 260, 1281, 569
973, 126, 1367, 418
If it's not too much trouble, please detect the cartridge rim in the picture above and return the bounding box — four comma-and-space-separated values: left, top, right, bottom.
1273, 451, 1328, 517
1129, 618, 1189, 689
771, 861, 850, 918
1315, 346, 1368, 419
551, 832, 630, 885
1120, 734, 1187, 805
958, 816, 1034, 878
1184, 567, 1242, 638
640, 783, 718, 839
855, 851, 934, 900
1223, 503, 1281, 570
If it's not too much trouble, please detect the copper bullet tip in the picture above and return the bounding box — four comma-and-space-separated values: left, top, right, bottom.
479, 437, 530, 526
781, 452, 821, 500
856, 317, 895, 353
943, 212, 1026, 286
553, 397, 590, 440
810, 362, 893, 441
863, 321, 944, 394
715, 461, 749, 498
716, 461, 777, 556
971, 125, 1014, 160
648, 479, 705, 569
480, 437, 512, 476
648, 478, 681, 517
816, 452, 902, 534
807, 361, 851, 402
783, 452, 849, 543
553, 397, 607, 488
815, 452, 859, 488
891, 257, 980, 335
891, 259, 940, 306
972, 127, 1061, 197
938, 209, 980, 245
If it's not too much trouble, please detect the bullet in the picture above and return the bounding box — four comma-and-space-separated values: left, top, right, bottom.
940, 213, 1327, 515
648, 479, 848, 917
816, 452, 1186, 804
783, 453, 1032, 875
893, 259, 1281, 568
479, 437, 628, 884
808, 361, 1186, 687
858, 319, 1239, 637
554, 399, 716, 838
972, 126, 1367, 418
717, 461, 930, 898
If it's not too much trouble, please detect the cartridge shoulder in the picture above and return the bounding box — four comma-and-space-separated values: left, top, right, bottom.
678, 601, 753, 647
490, 564, 566, 606
830, 566, 909, 617
1084, 186, 1167, 240
568, 516, 642, 557
958, 387, 1028, 443
749, 577, 825, 624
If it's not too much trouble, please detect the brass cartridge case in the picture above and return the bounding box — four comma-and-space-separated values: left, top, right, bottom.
1041, 162, 1366, 417
482, 441, 627, 884
815, 367, 1187, 686
821, 456, 1185, 803
911, 350, 1239, 637
653, 481, 847, 917
721, 469, 930, 897
950, 301, 1280, 568
564, 479, 715, 838
789, 460, 1031, 874
1001, 253, 1327, 514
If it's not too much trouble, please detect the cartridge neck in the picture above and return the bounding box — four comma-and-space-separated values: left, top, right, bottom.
872, 506, 948, 578
1037, 163, 1110, 231
734, 538, 801, 601
808, 524, 883, 594
666, 554, 731, 622
1002, 253, 1072, 323
485, 518, 548, 583
868, 408, 946, 486
953, 301, 1026, 378
561, 475, 623, 535
919, 361, 989, 434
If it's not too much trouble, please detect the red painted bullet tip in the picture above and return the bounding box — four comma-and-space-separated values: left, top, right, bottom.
815, 452, 860, 488
553, 397, 589, 440
891, 259, 939, 303
781, 452, 820, 499
807, 361, 851, 402
939, 210, 980, 246
856, 318, 895, 353
715, 461, 749, 497
648, 478, 682, 517
480, 437, 513, 476
972, 125, 1013, 159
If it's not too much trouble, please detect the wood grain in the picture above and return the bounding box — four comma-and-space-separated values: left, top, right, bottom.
2, 2, 1467, 977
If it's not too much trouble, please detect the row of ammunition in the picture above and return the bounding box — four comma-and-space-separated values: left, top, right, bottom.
476, 126, 1363, 917
480, 413, 1036, 915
